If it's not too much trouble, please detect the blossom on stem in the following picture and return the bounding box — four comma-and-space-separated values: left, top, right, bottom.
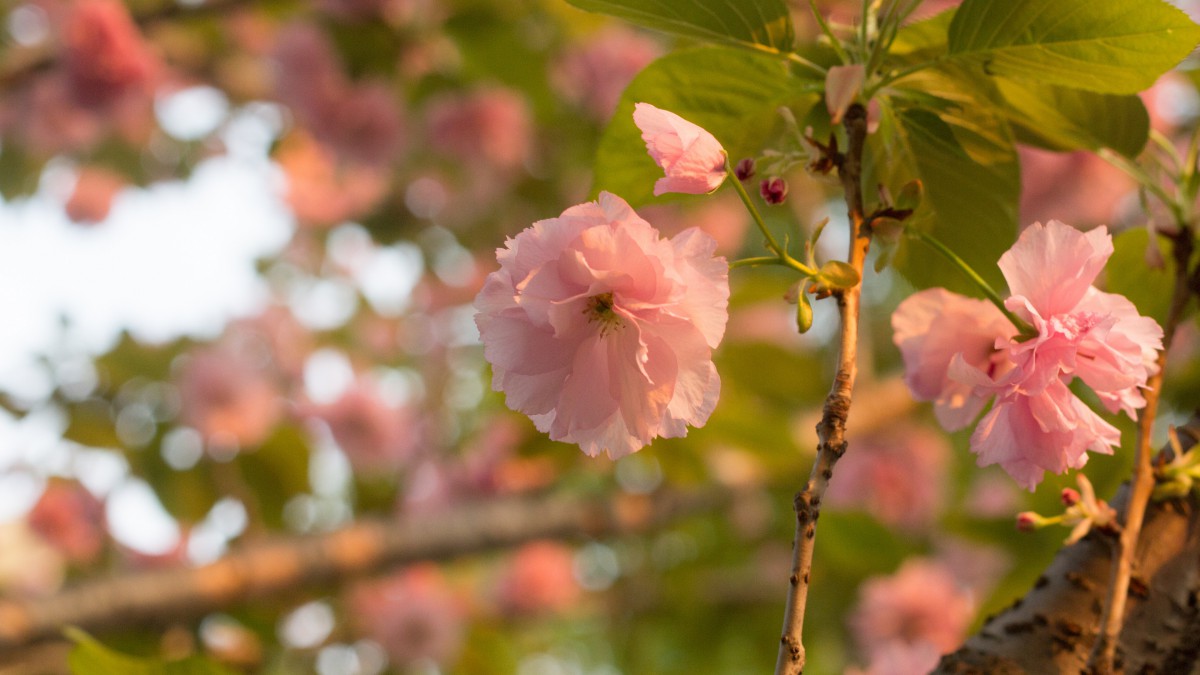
892, 220, 1162, 490
474, 191, 729, 458
760, 177, 788, 204
825, 64, 865, 125
633, 103, 726, 196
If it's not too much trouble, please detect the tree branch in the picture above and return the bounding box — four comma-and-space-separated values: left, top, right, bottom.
1090, 233, 1195, 672
936, 415, 1200, 674
0, 487, 742, 655
775, 102, 871, 675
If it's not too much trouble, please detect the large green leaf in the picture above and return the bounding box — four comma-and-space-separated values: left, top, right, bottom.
887, 106, 1019, 292
1104, 227, 1178, 325
948, 0, 1200, 94
592, 46, 818, 205
565, 0, 794, 53
994, 79, 1150, 158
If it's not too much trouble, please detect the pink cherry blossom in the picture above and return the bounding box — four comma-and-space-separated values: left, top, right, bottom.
849, 558, 974, 659
892, 220, 1163, 490
495, 540, 581, 615
633, 102, 727, 196
552, 27, 662, 121
176, 346, 285, 451
475, 191, 729, 458
301, 381, 418, 472
27, 481, 106, 565
348, 565, 466, 668
892, 288, 1015, 430
824, 423, 949, 532
61, 0, 159, 109
65, 166, 125, 224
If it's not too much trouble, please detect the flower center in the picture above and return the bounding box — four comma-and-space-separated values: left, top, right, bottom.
584, 292, 623, 335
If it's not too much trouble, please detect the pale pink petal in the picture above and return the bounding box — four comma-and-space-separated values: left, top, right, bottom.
633, 102, 726, 196
825, 64, 865, 124
892, 288, 1013, 430
997, 220, 1113, 317
477, 191, 728, 458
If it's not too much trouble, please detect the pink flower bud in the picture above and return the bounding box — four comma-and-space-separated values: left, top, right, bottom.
760, 177, 788, 205
1060, 487, 1081, 506
734, 158, 755, 181
825, 64, 865, 125
633, 102, 727, 196
1015, 512, 1040, 532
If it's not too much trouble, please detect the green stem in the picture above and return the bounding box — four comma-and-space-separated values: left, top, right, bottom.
1099, 148, 1186, 226
913, 230, 1036, 336
725, 161, 817, 276
730, 256, 787, 269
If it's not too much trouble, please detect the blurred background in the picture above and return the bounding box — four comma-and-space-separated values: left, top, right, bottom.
2, 0, 1200, 673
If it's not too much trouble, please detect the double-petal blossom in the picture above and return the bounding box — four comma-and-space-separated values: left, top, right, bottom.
892, 220, 1162, 490
475, 191, 729, 458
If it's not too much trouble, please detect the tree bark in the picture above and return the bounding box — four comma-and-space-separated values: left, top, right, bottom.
937, 418, 1200, 674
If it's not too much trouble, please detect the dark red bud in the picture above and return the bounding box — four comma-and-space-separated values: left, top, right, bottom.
760, 177, 788, 205
735, 158, 756, 181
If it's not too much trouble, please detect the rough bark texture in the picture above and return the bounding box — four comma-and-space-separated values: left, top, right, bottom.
937, 420, 1200, 674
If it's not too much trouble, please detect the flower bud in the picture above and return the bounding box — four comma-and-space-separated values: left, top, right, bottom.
735, 158, 756, 181
1060, 487, 1081, 507
760, 177, 788, 205
1016, 511, 1046, 532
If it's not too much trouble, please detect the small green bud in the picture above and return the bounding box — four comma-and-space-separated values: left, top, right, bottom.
796, 284, 813, 334
895, 179, 924, 212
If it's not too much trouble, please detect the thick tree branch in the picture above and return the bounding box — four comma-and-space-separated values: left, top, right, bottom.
1090, 233, 1195, 672
775, 102, 871, 675
936, 416, 1200, 674
0, 487, 741, 655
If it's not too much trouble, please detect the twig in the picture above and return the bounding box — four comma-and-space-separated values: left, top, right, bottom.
0, 487, 740, 652
774, 102, 871, 675
1089, 233, 1195, 673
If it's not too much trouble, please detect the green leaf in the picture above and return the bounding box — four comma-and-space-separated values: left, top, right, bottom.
871, 92, 1019, 292
67, 628, 237, 675
593, 46, 819, 205
817, 260, 860, 289
564, 0, 795, 53
994, 79, 1150, 158
1104, 227, 1177, 325
947, 0, 1200, 94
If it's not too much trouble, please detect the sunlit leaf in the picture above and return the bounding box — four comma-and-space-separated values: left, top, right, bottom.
994, 79, 1149, 158
565, 0, 795, 53
948, 0, 1200, 94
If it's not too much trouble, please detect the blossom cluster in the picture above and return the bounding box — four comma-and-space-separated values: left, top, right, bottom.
893, 220, 1163, 490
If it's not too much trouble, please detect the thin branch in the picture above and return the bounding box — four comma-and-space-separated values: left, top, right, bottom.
1089, 232, 1195, 673
774, 102, 871, 675
0, 487, 741, 653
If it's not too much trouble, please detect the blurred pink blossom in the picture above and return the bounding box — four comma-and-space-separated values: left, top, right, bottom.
276, 132, 390, 228
303, 382, 418, 472
475, 192, 729, 458
850, 558, 974, 660
65, 166, 125, 224
634, 102, 727, 196
321, 81, 406, 167
825, 424, 949, 531
426, 86, 532, 171
228, 305, 313, 383
27, 481, 106, 565
892, 221, 1162, 489
176, 346, 284, 451
495, 540, 581, 615
1019, 147, 1133, 227
10, 74, 103, 156
349, 565, 466, 668
551, 27, 662, 121
61, 0, 159, 108
825, 64, 864, 125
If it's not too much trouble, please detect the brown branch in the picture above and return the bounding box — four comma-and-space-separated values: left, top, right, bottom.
1089, 233, 1195, 673
0, 487, 741, 654
936, 416, 1200, 674
774, 102, 871, 675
